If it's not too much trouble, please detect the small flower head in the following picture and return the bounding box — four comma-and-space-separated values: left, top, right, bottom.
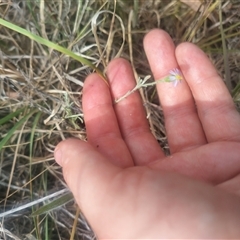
169, 68, 183, 87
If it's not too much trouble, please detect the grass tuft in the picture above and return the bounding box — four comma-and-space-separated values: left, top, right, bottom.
0, 0, 239, 239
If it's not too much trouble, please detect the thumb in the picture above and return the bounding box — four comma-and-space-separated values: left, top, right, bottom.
54, 138, 121, 223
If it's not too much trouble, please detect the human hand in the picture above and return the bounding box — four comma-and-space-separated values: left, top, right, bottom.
54, 29, 240, 238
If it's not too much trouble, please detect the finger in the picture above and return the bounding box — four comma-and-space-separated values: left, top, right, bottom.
149, 141, 240, 184
107, 58, 164, 165
176, 43, 240, 142
143, 29, 206, 154
218, 173, 240, 197
83, 73, 133, 167
54, 139, 123, 236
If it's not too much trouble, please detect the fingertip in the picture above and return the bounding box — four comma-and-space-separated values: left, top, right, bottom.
82, 72, 112, 112
175, 42, 198, 79
54, 138, 123, 216
54, 145, 63, 166
106, 57, 137, 100
175, 42, 218, 77
176, 41, 206, 57
54, 138, 79, 167
83, 73, 106, 96
143, 28, 170, 42
106, 58, 132, 86
143, 29, 173, 51
175, 42, 196, 62
143, 29, 177, 80
107, 57, 130, 73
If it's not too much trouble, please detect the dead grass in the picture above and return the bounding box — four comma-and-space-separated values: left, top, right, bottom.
0, 0, 240, 239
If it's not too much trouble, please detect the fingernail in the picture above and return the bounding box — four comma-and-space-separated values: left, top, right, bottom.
54, 147, 63, 166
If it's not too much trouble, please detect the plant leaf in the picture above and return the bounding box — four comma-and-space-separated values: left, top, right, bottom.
31, 192, 74, 216
0, 109, 36, 150
0, 18, 106, 81
0, 108, 24, 126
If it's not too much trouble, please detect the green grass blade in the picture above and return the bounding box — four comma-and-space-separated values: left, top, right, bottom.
0, 108, 24, 126
31, 192, 74, 216
198, 22, 240, 47
0, 18, 105, 79
29, 111, 42, 160
0, 109, 35, 150
232, 81, 240, 99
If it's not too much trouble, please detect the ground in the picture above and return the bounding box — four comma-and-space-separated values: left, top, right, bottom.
0, 1, 240, 239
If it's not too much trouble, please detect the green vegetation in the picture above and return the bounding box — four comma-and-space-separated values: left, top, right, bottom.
0, 1, 239, 239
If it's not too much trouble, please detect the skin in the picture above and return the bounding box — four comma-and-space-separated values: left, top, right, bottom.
54, 29, 240, 239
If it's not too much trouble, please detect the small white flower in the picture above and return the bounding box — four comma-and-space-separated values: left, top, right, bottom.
169, 68, 183, 87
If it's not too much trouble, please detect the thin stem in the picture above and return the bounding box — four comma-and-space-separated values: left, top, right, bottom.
115, 75, 171, 103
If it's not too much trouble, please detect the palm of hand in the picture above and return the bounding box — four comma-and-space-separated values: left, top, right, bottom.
55, 30, 240, 238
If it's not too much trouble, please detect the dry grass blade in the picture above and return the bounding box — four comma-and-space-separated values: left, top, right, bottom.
0, 0, 239, 239
91, 9, 126, 67
180, 0, 202, 12
219, 1, 231, 91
